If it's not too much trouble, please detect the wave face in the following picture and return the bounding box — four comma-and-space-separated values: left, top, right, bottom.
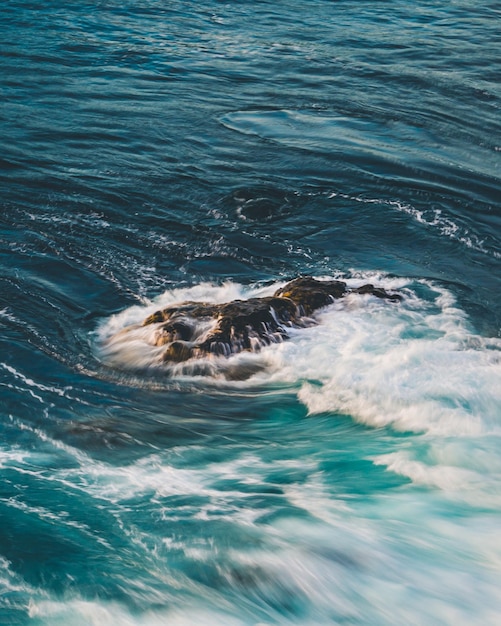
1, 0, 501, 624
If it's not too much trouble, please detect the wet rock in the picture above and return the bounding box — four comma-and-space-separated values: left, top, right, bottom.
273, 276, 347, 315
352, 283, 403, 302
142, 277, 402, 363
163, 341, 194, 362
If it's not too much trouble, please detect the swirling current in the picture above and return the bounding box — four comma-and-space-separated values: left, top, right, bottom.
1, 1, 501, 624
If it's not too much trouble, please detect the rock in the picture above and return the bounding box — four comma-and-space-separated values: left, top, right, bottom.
273, 276, 347, 315
142, 277, 402, 363
351, 283, 402, 302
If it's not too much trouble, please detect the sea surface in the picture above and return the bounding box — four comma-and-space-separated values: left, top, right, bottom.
1, 1, 501, 624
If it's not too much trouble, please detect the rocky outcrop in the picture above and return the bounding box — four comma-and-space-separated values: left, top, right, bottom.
141, 277, 402, 363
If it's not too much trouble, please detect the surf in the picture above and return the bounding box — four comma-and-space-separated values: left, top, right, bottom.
95, 274, 501, 436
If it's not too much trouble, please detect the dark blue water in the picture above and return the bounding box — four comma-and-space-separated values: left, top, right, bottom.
1, 1, 501, 624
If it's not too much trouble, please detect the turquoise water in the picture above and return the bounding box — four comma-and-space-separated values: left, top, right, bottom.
1, 1, 501, 624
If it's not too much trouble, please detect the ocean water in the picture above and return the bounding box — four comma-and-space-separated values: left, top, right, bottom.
1, 1, 501, 624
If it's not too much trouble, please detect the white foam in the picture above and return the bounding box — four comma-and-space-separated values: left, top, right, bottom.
0, 447, 30, 469
28, 598, 250, 626
0, 307, 19, 323
374, 451, 483, 491
271, 281, 501, 436
95, 277, 501, 437
395, 204, 501, 259
373, 439, 501, 508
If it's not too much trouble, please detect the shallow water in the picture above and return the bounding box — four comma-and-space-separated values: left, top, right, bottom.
1, 1, 501, 624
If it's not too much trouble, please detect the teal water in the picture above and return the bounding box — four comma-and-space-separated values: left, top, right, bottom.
1, 1, 501, 624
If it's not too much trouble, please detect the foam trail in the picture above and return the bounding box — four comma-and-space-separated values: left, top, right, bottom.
328, 192, 501, 259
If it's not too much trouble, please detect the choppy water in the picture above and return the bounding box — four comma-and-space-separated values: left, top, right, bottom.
1, 1, 501, 624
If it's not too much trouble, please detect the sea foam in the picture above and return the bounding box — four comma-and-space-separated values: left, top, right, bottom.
96, 276, 501, 438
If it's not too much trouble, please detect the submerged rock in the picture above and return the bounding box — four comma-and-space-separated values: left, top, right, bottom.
141, 277, 402, 363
